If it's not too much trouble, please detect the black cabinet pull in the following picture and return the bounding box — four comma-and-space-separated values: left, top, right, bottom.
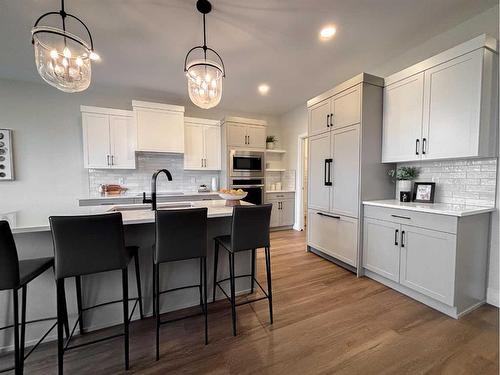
415, 139, 420, 155
324, 159, 328, 186
330, 113, 333, 127
422, 138, 427, 154
391, 214, 411, 220
326, 114, 330, 127
317, 212, 340, 219
394, 229, 399, 246
401, 230, 406, 247
325, 158, 332, 186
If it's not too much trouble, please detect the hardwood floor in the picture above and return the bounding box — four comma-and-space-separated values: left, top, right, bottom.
6, 230, 499, 374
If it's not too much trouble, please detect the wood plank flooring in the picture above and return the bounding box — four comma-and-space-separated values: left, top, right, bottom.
5, 230, 499, 374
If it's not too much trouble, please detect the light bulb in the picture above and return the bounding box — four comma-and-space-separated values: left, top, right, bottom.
50, 49, 59, 59
63, 47, 72, 58
211, 80, 217, 88
62, 58, 69, 67
54, 64, 64, 76
201, 81, 208, 89
89, 51, 100, 61
76, 57, 83, 67
205, 73, 211, 82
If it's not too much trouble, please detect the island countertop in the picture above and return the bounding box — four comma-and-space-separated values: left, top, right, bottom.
3, 199, 249, 234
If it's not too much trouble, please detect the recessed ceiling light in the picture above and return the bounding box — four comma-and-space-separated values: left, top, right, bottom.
319, 25, 336, 41
258, 84, 270, 95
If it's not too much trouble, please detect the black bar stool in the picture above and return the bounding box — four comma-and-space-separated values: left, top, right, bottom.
153, 208, 208, 361
49, 213, 143, 374
0, 220, 69, 375
213, 204, 273, 336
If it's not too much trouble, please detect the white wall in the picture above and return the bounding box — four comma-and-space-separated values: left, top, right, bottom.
278, 4, 499, 306
0, 78, 279, 215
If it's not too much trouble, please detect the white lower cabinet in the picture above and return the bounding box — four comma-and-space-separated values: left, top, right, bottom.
362, 204, 490, 318
308, 210, 358, 267
267, 192, 295, 228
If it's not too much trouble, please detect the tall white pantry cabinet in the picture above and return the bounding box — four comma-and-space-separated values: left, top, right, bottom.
307, 73, 394, 273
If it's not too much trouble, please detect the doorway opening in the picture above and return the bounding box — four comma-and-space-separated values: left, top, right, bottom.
295, 133, 308, 231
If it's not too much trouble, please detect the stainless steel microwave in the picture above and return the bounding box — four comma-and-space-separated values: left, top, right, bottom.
229, 150, 265, 177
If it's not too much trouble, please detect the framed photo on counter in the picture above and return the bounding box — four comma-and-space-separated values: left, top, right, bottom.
412, 182, 436, 203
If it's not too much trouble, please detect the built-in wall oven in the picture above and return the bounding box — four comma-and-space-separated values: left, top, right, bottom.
229, 150, 264, 177
229, 178, 264, 205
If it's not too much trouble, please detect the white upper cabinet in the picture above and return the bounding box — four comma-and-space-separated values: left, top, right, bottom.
331, 85, 361, 129
81, 106, 136, 169
223, 117, 267, 149
382, 73, 424, 162
382, 35, 498, 163
184, 117, 221, 170
422, 49, 484, 160
132, 101, 185, 153
308, 99, 331, 136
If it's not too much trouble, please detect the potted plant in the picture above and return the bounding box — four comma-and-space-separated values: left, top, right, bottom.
266, 135, 277, 150
388, 166, 419, 201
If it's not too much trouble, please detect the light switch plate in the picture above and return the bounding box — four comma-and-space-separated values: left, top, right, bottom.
0, 129, 14, 181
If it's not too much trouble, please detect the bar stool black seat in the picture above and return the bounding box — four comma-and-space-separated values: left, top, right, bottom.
153, 208, 208, 361
0, 220, 69, 375
213, 204, 273, 336
49, 213, 143, 374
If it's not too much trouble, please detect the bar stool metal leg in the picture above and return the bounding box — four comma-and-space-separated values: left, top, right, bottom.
152, 251, 156, 318
122, 269, 129, 371
251, 249, 256, 294
12, 289, 20, 375
133, 254, 144, 319
19, 286, 27, 375
229, 252, 237, 336
265, 247, 273, 324
198, 258, 203, 309
56, 279, 65, 375
213, 242, 219, 302
75, 276, 84, 334
203, 257, 208, 345
155, 263, 160, 361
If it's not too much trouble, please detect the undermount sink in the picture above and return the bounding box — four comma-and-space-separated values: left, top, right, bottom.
109, 202, 193, 212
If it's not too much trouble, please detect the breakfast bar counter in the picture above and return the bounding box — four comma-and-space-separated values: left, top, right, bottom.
0, 200, 253, 353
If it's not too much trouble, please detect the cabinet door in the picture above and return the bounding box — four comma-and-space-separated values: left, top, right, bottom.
308, 211, 358, 266
308, 133, 331, 212
331, 125, 360, 218
400, 225, 456, 305
268, 200, 281, 228
363, 218, 400, 282
280, 199, 295, 227
82, 112, 110, 169
247, 125, 266, 148
308, 100, 331, 136
136, 109, 184, 153
203, 125, 221, 170
332, 85, 361, 129
184, 124, 205, 170
382, 73, 424, 162
109, 115, 136, 169
227, 124, 247, 147
422, 50, 484, 160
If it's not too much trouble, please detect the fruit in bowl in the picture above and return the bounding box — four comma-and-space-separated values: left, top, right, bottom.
218, 189, 248, 205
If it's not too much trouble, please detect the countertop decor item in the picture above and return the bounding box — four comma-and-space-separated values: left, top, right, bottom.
98, 184, 127, 195
388, 166, 419, 201
0, 129, 14, 181
198, 184, 210, 193
184, 0, 225, 109
266, 135, 277, 149
218, 189, 248, 206
412, 182, 436, 203
31, 0, 100, 93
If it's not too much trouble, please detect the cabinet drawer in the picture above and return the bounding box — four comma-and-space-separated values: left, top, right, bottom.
266, 192, 295, 200
308, 210, 358, 266
364, 205, 457, 234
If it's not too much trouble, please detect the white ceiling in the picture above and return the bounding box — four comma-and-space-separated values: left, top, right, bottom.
0, 0, 497, 115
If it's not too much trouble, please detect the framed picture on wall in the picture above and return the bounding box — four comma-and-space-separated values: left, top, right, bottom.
412, 182, 436, 203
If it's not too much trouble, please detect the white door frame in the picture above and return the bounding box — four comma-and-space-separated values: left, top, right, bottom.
294, 132, 308, 231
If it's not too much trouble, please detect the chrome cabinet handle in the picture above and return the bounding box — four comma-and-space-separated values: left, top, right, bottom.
327, 114, 330, 128
395, 229, 399, 246
401, 230, 406, 247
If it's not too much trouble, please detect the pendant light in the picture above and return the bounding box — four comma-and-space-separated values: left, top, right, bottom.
31, 0, 100, 93
184, 0, 226, 109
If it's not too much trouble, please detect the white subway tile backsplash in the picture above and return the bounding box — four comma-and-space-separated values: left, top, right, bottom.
88, 152, 220, 194
398, 158, 497, 207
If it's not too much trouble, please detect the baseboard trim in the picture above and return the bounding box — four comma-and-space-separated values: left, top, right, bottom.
487, 287, 499, 307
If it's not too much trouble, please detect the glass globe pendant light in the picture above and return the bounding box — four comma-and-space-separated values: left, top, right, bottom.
31, 0, 100, 93
184, 0, 226, 109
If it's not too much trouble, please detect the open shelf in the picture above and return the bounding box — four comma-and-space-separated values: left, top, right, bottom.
266, 168, 286, 172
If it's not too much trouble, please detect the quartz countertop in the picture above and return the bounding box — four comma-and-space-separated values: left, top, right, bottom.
81, 191, 220, 200
3, 200, 249, 234
363, 199, 496, 217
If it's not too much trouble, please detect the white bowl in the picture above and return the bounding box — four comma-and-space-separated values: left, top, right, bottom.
218, 192, 248, 201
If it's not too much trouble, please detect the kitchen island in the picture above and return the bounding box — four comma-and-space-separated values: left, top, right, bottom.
0, 200, 252, 353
